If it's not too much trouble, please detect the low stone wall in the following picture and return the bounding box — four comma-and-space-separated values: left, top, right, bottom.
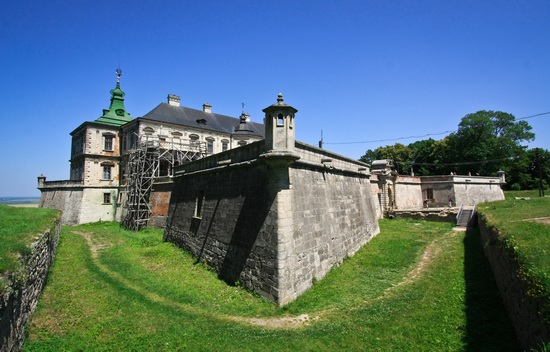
478, 214, 550, 350
0, 215, 61, 352
391, 208, 458, 222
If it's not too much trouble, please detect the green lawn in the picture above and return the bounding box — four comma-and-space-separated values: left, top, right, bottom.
0, 205, 59, 279
24, 219, 519, 351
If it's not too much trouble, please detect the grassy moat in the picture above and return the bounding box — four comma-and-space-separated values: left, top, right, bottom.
2, 192, 548, 351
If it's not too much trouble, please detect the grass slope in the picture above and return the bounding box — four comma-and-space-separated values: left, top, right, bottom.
25, 220, 518, 351
0, 204, 59, 275
478, 190, 550, 330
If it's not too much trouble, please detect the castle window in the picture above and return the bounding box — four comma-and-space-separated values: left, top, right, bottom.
238, 140, 247, 146
103, 134, 114, 151
221, 139, 229, 151
277, 114, 284, 127
103, 193, 111, 204
206, 137, 215, 154
195, 190, 205, 218
143, 127, 155, 135
103, 166, 112, 180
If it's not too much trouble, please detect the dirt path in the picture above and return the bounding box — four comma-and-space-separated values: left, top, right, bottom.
522, 216, 550, 225
72, 229, 455, 329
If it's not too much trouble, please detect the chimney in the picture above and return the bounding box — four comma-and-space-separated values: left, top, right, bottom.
203, 103, 212, 113
167, 94, 181, 107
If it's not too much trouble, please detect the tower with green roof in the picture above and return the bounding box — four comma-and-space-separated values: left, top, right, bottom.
94, 68, 132, 126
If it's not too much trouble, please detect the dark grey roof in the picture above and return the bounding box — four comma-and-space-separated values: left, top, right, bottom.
140, 103, 264, 137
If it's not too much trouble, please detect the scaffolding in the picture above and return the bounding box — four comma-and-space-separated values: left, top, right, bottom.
121, 135, 207, 231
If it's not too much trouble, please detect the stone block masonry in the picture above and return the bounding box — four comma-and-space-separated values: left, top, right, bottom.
164, 141, 379, 305
164, 93, 379, 305
0, 215, 61, 352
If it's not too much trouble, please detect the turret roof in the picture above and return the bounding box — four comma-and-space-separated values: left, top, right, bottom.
94, 69, 132, 127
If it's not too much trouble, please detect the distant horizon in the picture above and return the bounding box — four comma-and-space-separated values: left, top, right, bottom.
0, 196, 40, 202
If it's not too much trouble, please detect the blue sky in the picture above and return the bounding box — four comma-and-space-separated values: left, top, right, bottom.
1, 0, 549, 197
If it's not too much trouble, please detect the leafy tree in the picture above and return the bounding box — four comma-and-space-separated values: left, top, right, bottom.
359, 149, 378, 165
360, 143, 412, 174
359, 110, 537, 183
408, 138, 437, 175
445, 111, 534, 176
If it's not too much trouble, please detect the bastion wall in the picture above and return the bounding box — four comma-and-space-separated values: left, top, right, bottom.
164, 140, 380, 305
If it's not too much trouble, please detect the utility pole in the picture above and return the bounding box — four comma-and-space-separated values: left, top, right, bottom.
537, 148, 545, 197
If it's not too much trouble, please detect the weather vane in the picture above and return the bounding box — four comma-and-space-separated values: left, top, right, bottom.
242, 102, 245, 113
116, 68, 123, 83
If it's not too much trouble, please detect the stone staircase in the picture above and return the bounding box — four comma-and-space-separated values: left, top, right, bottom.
456, 206, 476, 228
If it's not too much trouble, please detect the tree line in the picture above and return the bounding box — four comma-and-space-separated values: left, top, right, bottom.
359, 110, 549, 190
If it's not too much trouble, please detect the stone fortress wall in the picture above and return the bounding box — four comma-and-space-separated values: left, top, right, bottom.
369, 160, 505, 219
164, 95, 380, 305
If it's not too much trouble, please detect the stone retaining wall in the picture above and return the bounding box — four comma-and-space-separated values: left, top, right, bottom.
478, 214, 550, 350
0, 215, 61, 352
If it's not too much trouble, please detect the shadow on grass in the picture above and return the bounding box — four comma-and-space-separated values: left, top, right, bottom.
463, 227, 520, 351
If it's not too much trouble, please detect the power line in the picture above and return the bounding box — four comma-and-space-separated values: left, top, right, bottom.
324, 111, 550, 145
517, 111, 550, 120
325, 131, 453, 145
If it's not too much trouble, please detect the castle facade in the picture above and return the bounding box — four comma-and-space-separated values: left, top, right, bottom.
38, 71, 263, 225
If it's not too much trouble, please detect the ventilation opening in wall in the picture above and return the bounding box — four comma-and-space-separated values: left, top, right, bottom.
195, 190, 205, 218
277, 114, 284, 127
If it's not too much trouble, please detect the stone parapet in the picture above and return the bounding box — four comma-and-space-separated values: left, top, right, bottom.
39, 180, 85, 188
295, 141, 370, 174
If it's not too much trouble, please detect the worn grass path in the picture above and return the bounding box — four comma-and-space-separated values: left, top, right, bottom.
25, 220, 519, 351
72, 228, 456, 329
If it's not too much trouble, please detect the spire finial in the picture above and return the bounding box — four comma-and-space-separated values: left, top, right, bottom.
277, 92, 284, 104
116, 68, 122, 84
242, 102, 245, 113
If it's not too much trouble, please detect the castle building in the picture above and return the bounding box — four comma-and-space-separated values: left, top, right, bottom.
38, 70, 263, 225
